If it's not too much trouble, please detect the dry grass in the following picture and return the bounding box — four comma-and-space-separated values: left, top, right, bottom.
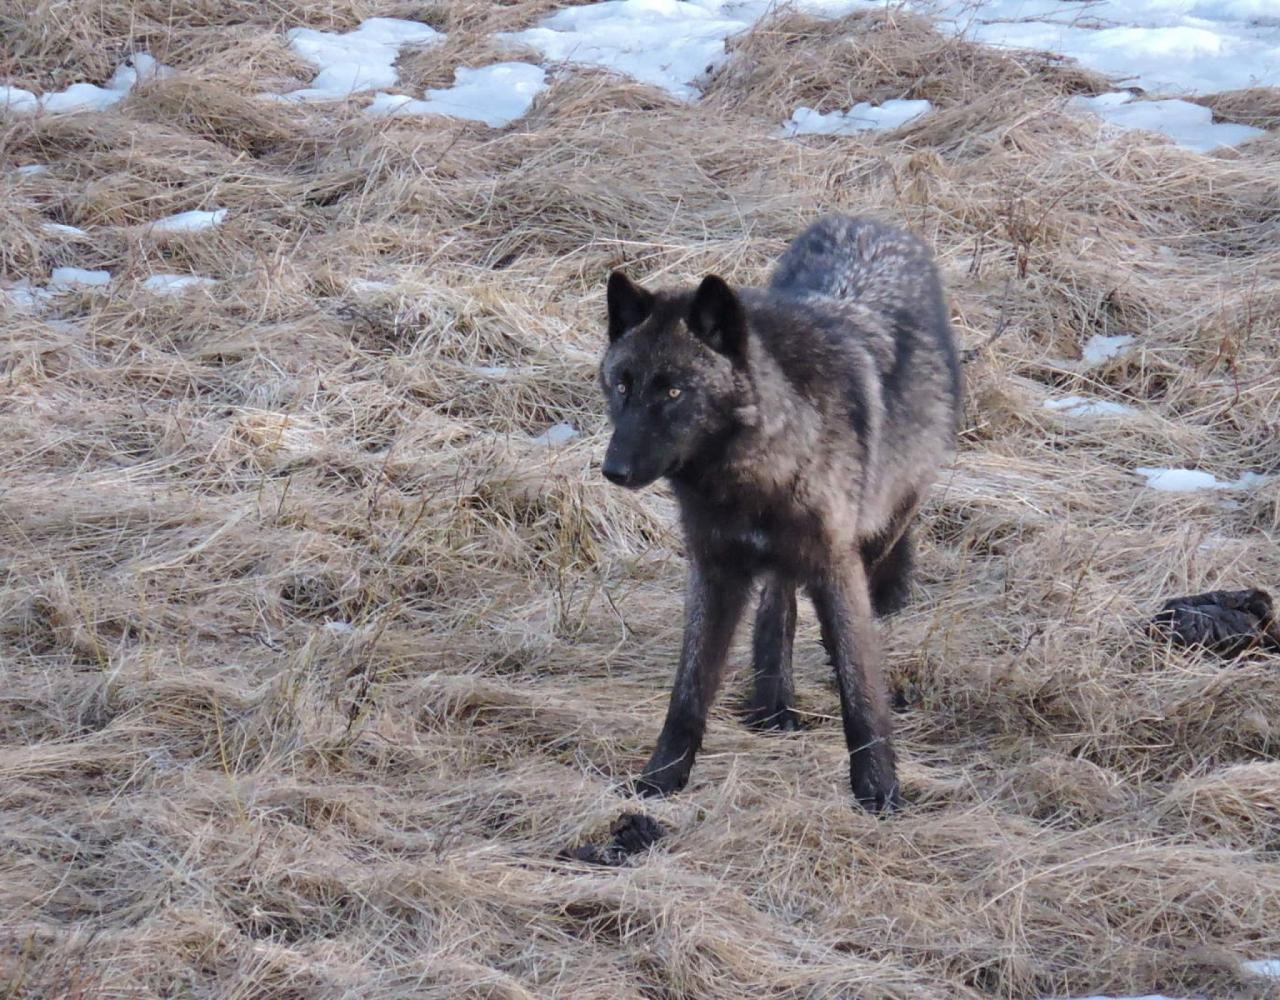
2, 3, 1280, 998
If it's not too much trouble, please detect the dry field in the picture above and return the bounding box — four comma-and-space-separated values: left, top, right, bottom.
3, 2, 1280, 998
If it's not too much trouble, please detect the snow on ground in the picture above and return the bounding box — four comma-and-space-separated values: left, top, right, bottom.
1070, 92, 1265, 152
530, 423, 579, 447
501, 0, 870, 101
347, 278, 398, 295
4, 269, 112, 311
1, 53, 174, 116
106, 54, 176, 92
931, 0, 1280, 97
1082, 333, 1136, 365
48, 267, 111, 290
1043, 396, 1135, 417
141, 274, 218, 294
41, 84, 130, 115
917, 0, 1275, 151
2, 281, 53, 312
41, 223, 88, 238
1, 87, 39, 114
1050, 995, 1192, 1000
278, 18, 443, 101
15, 164, 48, 175
1135, 467, 1269, 492
783, 99, 932, 136
6, 1, 1274, 138
1243, 959, 1280, 977
501, 0, 1273, 151
146, 209, 227, 235
368, 63, 547, 127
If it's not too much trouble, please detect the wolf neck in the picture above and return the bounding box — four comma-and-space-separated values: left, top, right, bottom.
669, 340, 814, 504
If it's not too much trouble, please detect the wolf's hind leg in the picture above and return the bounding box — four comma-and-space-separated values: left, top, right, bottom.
809, 559, 901, 813
867, 525, 915, 617
744, 575, 801, 732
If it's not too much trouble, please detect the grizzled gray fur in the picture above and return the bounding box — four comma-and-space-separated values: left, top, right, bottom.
599, 215, 961, 811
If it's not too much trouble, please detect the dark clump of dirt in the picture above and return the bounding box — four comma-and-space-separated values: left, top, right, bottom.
559, 813, 669, 867
1151, 589, 1280, 657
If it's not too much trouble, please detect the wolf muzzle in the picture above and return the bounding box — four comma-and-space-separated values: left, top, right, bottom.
602, 435, 665, 490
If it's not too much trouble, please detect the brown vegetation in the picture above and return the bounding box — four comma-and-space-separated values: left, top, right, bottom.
2, 3, 1279, 997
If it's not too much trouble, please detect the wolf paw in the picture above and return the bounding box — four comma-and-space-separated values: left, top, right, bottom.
630, 760, 690, 799
743, 704, 803, 733
630, 774, 680, 799
851, 769, 903, 814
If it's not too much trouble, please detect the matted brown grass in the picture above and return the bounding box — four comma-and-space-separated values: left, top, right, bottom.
2, 3, 1279, 998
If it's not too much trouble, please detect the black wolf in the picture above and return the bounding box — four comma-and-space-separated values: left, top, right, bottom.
599, 215, 961, 811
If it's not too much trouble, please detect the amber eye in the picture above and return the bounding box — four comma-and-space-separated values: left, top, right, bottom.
668, 387, 681, 399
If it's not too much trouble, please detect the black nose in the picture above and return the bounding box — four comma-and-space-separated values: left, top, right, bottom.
602, 459, 632, 487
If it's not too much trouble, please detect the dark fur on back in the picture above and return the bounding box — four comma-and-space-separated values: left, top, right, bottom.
600, 215, 961, 810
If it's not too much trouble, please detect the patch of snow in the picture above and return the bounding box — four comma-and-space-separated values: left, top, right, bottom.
141, 274, 218, 294
322, 620, 358, 636
41, 223, 88, 238
1082, 334, 1135, 365
48, 267, 111, 290
1136, 467, 1269, 492
106, 52, 176, 92
146, 209, 228, 235
472, 365, 513, 377
784, 99, 932, 136
2, 280, 54, 312
279, 17, 444, 101
1048, 995, 1192, 1000
9, 54, 177, 117
41, 83, 128, 115
365, 93, 419, 115
503, 0, 1278, 105
1043, 396, 1134, 417
931, 0, 1280, 96
348, 278, 397, 294
5, 271, 114, 310
1071, 92, 1264, 153
499, 0, 1278, 109
16, 164, 49, 175
1242, 959, 1280, 978
368, 63, 547, 127
0, 86, 39, 115
531, 422, 579, 447
501, 1, 747, 100
502, 0, 871, 101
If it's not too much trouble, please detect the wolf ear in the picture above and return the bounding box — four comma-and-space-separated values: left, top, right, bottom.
607, 271, 654, 342
687, 275, 746, 364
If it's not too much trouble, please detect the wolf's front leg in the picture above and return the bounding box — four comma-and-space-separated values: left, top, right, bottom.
635, 562, 752, 798
809, 559, 901, 812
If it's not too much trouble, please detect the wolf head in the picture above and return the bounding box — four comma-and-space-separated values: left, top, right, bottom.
598, 271, 746, 490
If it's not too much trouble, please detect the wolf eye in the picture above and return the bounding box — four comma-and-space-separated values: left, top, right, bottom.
667, 387, 682, 399
616, 382, 627, 395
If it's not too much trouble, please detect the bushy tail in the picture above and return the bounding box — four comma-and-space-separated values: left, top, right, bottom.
768, 215, 940, 313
